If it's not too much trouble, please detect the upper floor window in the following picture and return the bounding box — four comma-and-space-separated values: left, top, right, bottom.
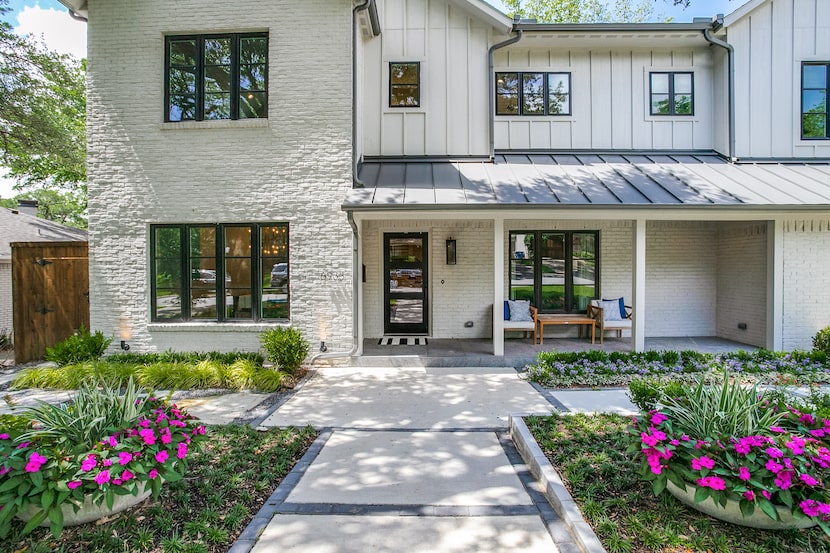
165, 33, 268, 122
649, 72, 693, 116
389, 62, 420, 107
802, 62, 829, 139
151, 223, 289, 322
495, 72, 571, 116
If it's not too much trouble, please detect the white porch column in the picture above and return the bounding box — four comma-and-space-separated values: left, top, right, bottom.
493, 217, 505, 356
767, 219, 784, 350
355, 216, 364, 356
632, 219, 646, 352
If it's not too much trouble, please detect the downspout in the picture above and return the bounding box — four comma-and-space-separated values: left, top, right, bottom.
488, 20, 523, 161
703, 20, 735, 162
310, 2, 376, 364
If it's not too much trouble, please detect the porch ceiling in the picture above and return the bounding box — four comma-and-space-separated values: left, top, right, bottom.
345, 153, 830, 210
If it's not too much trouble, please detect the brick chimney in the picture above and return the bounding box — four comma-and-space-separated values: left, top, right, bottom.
17, 199, 38, 217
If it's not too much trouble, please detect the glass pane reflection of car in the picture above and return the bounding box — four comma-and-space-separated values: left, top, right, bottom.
270, 263, 288, 287
192, 269, 230, 285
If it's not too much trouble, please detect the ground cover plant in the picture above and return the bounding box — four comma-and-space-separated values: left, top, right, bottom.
527, 413, 830, 552
525, 349, 830, 388
0, 424, 316, 553
11, 351, 289, 393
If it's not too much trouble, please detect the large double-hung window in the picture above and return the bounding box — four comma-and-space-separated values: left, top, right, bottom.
509, 231, 598, 313
151, 223, 288, 322
165, 33, 268, 122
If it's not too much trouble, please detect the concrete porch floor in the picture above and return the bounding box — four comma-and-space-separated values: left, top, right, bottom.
355, 336, 757, 368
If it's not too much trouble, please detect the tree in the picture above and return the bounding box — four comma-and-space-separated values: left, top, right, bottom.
503, 0, 694, 23
0, 0, 87, 227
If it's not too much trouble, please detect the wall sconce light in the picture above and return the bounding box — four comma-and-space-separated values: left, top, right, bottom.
120, 340, 130, 351
320, 341, 328, 353
446, 238, 457, 265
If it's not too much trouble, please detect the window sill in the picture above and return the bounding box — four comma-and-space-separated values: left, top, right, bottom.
148, 321, 289, 333
495, 115, 576, 122
644, 115, 698, 122
159, 119, 269, 131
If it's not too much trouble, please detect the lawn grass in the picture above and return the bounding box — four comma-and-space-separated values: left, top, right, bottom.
526, 413, 830, 553
0, 424, 317, 553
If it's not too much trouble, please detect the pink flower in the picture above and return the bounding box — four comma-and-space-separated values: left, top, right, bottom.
139, 419, 150, 429
102, 435, 117, 448
148, 469, 159, 479
770, 426, 786, 433
81, 456, 97, 472
696, 476, 726, 491
118, 452, 133, 465
765, 459, 783, 473
177, 443, 188, 459
94, 470, 110, 486
775, 471, 793, 490
67, 480, 82, 490
669, 439, 680, 446
650, 412, 667, 425
691, 456, 715, 471
801, 414, 816, 425
810, 429, 826, 438
801, 499, 821, 517
735, 441, 751, 455
738, 467, 751, 481
24, 451, 48, 473
0, 466, 9, 476
194, 425, 206, 436
138, 428, 156, 445
641, 431, 660, 447
765, 447, 783, 459
160, 428, 172, 445
113, 478, 123, 486
800, 473, 819, 487
785, 437, 806, 456
743, 490, 756, 501
762, 490, 772, 500
155, 450, 169, 464
0, 433, 9, 440
121, 470, 135, 481
102, 458, 113, 467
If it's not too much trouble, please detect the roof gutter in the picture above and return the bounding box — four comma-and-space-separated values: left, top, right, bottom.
352, 0, 380, 189
513, 22, 711, 32
67, 8, 87, 22
489, 20, 523, 161
703, 19, 735, 162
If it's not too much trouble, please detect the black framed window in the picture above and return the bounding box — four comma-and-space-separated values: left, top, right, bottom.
649, 72, 693, 115
165, 33, 268, 122
802, 62, 829, 139
495, 72, 571, 116
389, 62, 420, 107
509, 231, 598, 314
151, 223, 289, 322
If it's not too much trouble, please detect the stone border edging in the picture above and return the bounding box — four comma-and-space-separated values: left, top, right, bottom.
509, 414, 607, 553
249, 368, 317, 429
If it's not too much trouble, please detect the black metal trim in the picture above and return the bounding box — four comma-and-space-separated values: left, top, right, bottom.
649, 71, 695, 117
800, 61, 830, 141
389, 61, 421, 108
383, 232, 429, 335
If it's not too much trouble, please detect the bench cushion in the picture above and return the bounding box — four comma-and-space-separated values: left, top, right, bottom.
504, 321, 535, 331
602, 319, 631, 330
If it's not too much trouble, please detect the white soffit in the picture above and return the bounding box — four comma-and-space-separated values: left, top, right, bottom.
447, 0, 513, 33
723, 0, 768, 27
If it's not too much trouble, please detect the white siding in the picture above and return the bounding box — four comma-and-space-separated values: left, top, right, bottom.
493, 47, 715, 151
85, 0, 354, 354
363, 0, 493, 156
782, 219, 830, 350
729, 0, 830, 158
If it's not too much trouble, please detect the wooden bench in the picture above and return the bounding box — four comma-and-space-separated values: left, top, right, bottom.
536, 314, 595, 344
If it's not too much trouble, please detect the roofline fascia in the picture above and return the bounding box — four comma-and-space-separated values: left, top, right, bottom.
342, 203, 830, 213
512, 22, 713, 33
56, 0, 87, 20
451, 0, 513, 34
723, 0, 767, 27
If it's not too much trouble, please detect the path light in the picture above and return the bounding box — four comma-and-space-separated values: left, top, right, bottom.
320, 341, 328, 353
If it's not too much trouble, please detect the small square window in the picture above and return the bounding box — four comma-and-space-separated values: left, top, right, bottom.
390, 62, 420, 107
802, 62, 829, 139
649, 72, 694, 116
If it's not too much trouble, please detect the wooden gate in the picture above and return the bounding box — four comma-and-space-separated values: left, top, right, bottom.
11, 241, 89, 363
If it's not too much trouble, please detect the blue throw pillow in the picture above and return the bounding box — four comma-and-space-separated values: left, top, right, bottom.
504, 301, 511, 320
602, 297, 626, 319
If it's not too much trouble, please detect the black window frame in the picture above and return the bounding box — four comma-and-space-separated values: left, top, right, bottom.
508, 230, 599, 314
801, 62, 830, 140
164, 32, 268, 122
495, 71, 572, 116
150, 223, 289, 322
649, 71, 694, 116
389, 62, 421, 108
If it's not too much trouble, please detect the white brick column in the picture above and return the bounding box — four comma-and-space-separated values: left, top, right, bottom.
493, 217, 505, 356
632, 219, 646, 352
767, 219, 784, 350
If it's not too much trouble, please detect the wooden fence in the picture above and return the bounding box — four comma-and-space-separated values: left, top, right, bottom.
11, 241, 89, 363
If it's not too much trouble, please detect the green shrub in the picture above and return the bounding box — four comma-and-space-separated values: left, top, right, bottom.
814, 326, 830, 354
259, 327, 309, 374
627, 378, 687, 411
44, 324, 112, 366
106, 351, 264, 366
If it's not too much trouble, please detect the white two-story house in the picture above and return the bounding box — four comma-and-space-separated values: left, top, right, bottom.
58, 0, 829, 359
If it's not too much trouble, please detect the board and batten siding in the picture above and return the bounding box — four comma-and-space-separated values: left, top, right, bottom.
493, 47, 715, 151
728, 0, 830, 159
363, 0, 493, 157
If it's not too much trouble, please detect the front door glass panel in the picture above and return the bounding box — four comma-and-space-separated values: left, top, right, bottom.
384, 234, 427, 334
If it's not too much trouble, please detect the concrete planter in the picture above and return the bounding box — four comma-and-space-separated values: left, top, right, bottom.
666, 481, 816, 530
17, 482, 152, 527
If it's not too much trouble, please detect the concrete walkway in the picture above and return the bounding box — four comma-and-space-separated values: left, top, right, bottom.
238, 367, 582, 553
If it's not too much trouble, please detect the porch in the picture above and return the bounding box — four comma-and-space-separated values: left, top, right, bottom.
354, 336, 755, 368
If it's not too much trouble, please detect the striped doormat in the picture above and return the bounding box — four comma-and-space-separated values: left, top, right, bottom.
378, 336, 428, 346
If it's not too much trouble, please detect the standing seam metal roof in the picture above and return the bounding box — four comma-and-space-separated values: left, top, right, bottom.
345, 154, 830, 209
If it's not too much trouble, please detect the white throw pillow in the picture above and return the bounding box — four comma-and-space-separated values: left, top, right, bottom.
600, 299, 622, 321
507, 300, 533, 322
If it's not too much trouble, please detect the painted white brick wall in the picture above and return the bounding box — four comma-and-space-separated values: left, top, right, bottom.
0, 262, 11, 339
716, 222, 767, 347
782, 219, 830, 350
361, 219, 494, 339
645, 221, 716, 337
85, 0, 354, 354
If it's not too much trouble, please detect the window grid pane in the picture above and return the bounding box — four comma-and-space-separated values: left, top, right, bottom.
802, 63, 829, 139
496, 73, 519, 115
390, 62, 420, 107
496, 72, 571, 116
650, 72, 693, 116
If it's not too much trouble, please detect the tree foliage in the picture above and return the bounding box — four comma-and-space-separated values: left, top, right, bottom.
503, 0, 693, 23
0, 0, 87, 227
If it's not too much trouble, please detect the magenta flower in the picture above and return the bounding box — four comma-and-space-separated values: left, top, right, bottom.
765, 459, 783, 473
121, 469, 135, 481
801, 499, 821, 517
148, 468, 159, 479
801, 414, 816, 425
177, 443, 188, 459
81, 456, 97, 472
641, 432, 660, 447
735, 441, 751, 455
0, 433, 9, 440
810, 429, 825, 438
138, 428, 156, 445
160, 428, 172, 445
650, 412, 667, 425
762, 490, 772, 500
102, 458, 113, 467
743, 490, 756, 501
118, 451, 133, 465
696, 476, 726, 490
94, 470, 110, 486
785, 437, 806, 456
691, 456, 715, 471
738, 467, 751, 481
155, 450, 169, 464
765, 447, 783, 459
800, 473, 819, 487
67, 480, 82, 490
770, 426, 785, 433
775, 471, 793, 490
24, 451, 47, 473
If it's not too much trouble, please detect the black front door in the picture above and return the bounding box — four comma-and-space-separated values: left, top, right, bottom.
384, 233, 428, 335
